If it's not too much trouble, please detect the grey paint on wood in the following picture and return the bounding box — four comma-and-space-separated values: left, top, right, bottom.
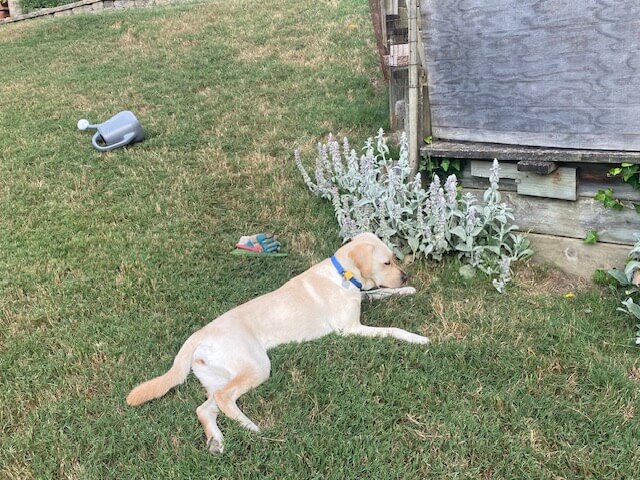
421, 140, 640, 164
470, 160, 577, 200
464, 188, 640, 245
421, 0, 640, 151
517, 161, 557, 174
461, 162, 640, 201
526, 232, 630, 279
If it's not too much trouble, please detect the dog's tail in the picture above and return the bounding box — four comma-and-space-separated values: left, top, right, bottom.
126, 331, 203, 407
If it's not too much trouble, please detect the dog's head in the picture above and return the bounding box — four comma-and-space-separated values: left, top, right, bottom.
340, 233, 407, 290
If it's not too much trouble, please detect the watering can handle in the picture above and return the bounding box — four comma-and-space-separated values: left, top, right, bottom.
91, 131, 136, 152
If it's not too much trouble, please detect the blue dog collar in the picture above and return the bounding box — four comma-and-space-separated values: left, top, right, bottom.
330, 255, 363, 290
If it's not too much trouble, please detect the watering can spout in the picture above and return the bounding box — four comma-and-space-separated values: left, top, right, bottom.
77, 119, 99, 130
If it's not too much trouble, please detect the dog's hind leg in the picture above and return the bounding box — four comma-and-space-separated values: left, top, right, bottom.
196, 395, 225, 454
214, 366, 269, 433
192, 339, 271, 446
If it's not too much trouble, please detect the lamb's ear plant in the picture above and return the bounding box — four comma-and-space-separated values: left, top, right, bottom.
295, 129, 533, 292
608, 236, 640, 345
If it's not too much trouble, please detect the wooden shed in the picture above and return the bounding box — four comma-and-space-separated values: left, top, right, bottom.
372, 0, 640, 277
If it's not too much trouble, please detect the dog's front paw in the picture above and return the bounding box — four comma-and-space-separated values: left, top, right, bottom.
399, 286, 416, 295
243, 421, 260, 433
361, 286, 417, 301
411, 334, 430, 345
207, 437, 224, 454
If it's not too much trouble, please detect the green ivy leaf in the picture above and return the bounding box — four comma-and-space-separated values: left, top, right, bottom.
584, 230, 599, 244
622, 168, 637, 182
595, 188, 613, 202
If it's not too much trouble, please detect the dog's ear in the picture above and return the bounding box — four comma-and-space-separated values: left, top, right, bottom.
348, 243, 373, 280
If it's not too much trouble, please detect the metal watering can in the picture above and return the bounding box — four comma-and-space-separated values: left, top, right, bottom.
77, 111, 145, 152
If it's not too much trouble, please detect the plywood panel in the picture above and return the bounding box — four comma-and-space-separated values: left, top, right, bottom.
421, 0, 640, 151
432, 127, 640, 151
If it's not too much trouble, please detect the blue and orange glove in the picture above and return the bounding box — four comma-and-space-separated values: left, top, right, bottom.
235, 233, 281, 253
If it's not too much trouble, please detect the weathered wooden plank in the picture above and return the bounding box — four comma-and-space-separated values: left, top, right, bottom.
386, 43, 409, 67
385, 0, 398, 16
389, 68, 408, 131
525, 232, 630, 280
463, 188, 640, 245
578, 182, 640, 202
369, 0, 389, 82
459, 168, 517, 192
425, 67, 640, 110
470, 160, 576, 200
421, 140, 640, 164
422, 1, 640, 62
392, 6, 408, 32
424, 45, 640, 111
430, 106, 640, 134
423, 24, 640, 66
470, 160, 518, 179
517, 161, 557, 175
431, 127, 640, 152
420, 0, 640, 151
517, 169, 577, 201
7, 0, 22, 16
460, 164, 640, 202
423, 0, 640, 35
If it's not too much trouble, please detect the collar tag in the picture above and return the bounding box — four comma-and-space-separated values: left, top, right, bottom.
330, 255, 364, 290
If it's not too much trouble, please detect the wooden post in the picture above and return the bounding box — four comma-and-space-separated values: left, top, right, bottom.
369, 0, 389, 82
407, 0, 419, 174
8, 0, 22, 16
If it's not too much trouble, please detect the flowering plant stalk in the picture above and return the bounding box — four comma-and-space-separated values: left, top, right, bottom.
295, 129, 533, 292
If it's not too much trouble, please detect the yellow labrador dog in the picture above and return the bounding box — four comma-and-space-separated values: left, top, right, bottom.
127, 232, 429, 453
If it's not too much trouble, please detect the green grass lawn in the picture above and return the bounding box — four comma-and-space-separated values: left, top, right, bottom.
1, 1, 639, 478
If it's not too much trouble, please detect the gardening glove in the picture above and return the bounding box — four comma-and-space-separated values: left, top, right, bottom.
236, 233, 281, 253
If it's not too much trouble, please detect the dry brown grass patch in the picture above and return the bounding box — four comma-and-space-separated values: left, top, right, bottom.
0, 21, 37, 44
290, 231, 320, 260
150, 10, 213, 36
428, 293, 473, 342
619, 401, 636, 423
514, 261, 589, 296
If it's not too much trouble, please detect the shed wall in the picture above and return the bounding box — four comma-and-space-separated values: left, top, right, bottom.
420, 0, 640, 151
